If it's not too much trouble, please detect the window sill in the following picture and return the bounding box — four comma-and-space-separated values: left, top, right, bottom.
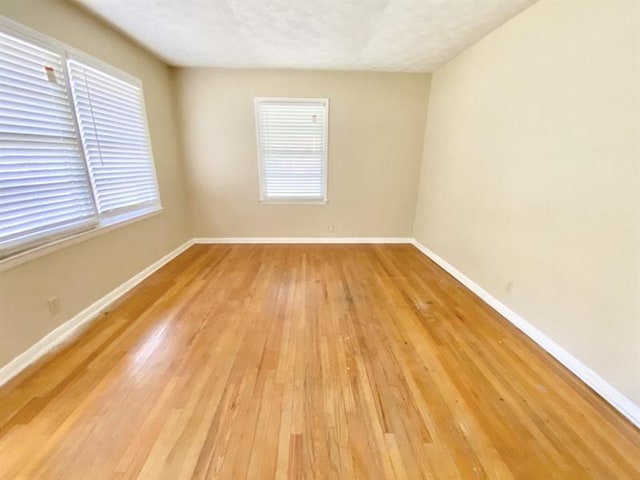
0, 207, 164, 273
260, 200, 328, 205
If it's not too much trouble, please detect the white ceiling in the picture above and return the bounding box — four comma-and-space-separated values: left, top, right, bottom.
76, 0, 535, 72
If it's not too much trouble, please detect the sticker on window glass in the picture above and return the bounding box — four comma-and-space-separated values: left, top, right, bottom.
44, 66, 57, 83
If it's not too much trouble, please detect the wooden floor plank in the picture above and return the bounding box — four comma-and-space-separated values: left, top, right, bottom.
0, 244, 638, 479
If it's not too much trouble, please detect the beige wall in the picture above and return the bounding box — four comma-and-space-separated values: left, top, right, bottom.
175, 69, 430, 238
0, 0, 190, 367
413, 0, 640, 405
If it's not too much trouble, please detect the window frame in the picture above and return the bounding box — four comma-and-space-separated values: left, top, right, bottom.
254, 97, 329, 205
0, 17, 163, 269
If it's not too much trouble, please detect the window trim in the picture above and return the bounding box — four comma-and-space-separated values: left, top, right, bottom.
0, 17, 163, 267
254, 97, 329, 205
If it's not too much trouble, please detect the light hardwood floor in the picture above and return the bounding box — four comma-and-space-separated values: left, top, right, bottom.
0, 244, 638, 479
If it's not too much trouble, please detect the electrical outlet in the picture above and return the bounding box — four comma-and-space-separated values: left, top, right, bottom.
47, 296, 61, 316
505, 281, 515, 296
328, 224, 335, 232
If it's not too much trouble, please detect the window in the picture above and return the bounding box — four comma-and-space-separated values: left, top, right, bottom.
254, 98, 328, 203
68, 60, 159, 219
0, 22, 160, 259
0, 31, 97, 255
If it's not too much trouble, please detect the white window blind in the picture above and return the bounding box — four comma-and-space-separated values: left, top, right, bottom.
68, 60, 159, 218
255, 98, 328, 202
0, 31, 97, 256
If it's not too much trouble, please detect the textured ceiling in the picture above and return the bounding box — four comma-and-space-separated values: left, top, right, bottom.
76, 0, 535, 72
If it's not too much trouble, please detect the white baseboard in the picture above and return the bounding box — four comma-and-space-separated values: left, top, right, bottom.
0, 239, 195, 387
3, 236, 638, 430
193, 237, 413, 244
410, 239, 640, 429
